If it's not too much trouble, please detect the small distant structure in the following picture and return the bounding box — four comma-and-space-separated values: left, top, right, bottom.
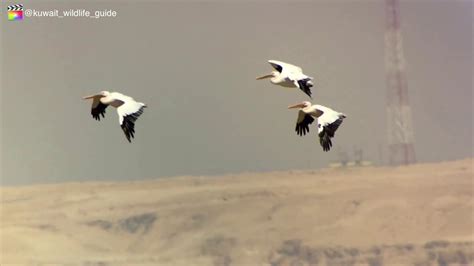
338, 148, 349, 166
354, 147, 363, 165
328, 146, 373, 168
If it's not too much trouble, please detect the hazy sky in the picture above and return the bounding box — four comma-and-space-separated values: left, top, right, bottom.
1, 0, 472, 185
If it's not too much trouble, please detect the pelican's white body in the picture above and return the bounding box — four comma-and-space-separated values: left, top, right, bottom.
309, 105, 343, 134
289, 101, 346, 151
99, 92, 146, 125
267, 60, 311, 87
83, 91, 147, 142
257, 60, 314, 98
100, 92, 127, 107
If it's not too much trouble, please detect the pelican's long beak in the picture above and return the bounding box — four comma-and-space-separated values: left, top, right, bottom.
83, 94, 97, 100
256, 73, 273, 80
288, 103, 305, 109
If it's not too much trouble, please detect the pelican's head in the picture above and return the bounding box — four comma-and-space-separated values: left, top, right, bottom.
256, 71, 278, 80
288, 101, 311, 109
100, 91, 110, 96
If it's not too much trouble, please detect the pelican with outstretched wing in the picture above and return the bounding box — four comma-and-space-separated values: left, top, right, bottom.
288, 101, 346, 151
257, 60, 314, 98
83, 91, 147, 142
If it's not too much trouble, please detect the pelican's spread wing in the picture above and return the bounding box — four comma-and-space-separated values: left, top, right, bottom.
318, 113, 346, 152
294, 78, 313, 98
91, 97, 108, 121
295, 110, 315, 136
268, 61, 283, 73
269, 60, 302, 73
117, 101, 146, 142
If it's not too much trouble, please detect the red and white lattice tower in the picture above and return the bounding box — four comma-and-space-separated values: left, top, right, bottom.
385, 0, 416, 165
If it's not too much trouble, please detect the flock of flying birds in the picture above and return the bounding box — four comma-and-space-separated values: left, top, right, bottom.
83, 60, 346, 151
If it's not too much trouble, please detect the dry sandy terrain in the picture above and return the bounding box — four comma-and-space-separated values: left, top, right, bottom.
1, 159, 473, 266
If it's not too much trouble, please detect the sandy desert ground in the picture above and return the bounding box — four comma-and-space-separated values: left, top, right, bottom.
1, 159, 473, 265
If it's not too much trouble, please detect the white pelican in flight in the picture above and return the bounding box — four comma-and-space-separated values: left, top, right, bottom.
256, 60, 314, 98
83, 91, 147, 142
288, 101, 346, 151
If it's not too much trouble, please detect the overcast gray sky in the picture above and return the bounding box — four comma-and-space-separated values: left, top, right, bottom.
1, 0, 472, 185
